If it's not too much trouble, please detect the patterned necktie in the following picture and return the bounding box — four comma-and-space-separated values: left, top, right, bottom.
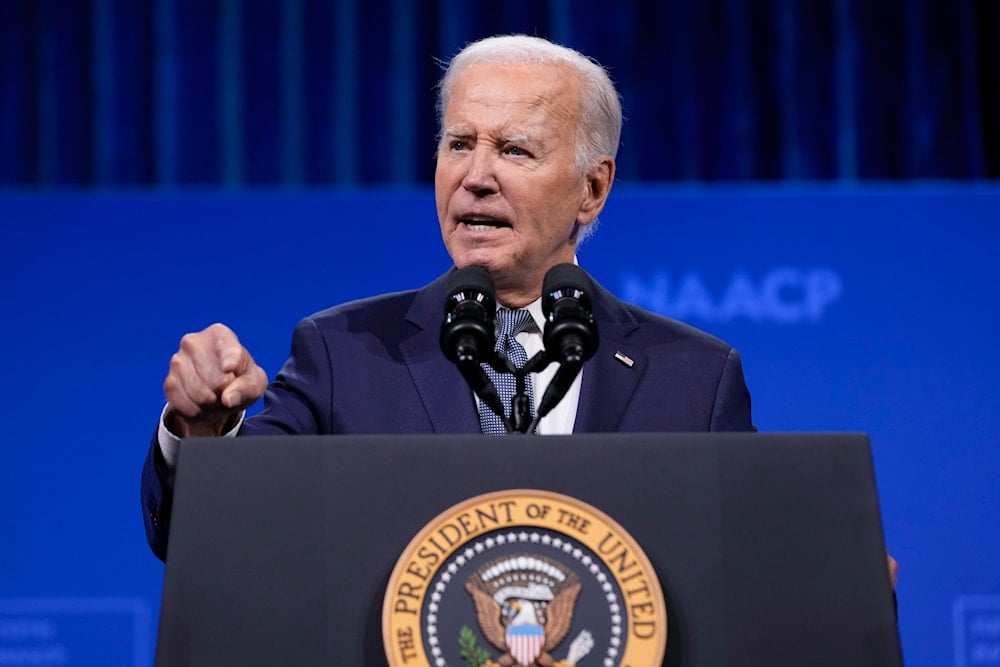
479, 309, 536, 434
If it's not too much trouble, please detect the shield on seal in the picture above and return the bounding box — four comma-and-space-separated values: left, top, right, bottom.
506, 623, 545, 665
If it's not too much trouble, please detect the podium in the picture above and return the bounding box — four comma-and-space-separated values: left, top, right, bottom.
155, 433, 902, 666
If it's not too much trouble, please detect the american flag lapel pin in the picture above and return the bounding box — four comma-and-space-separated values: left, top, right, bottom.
614, 351, 634, 368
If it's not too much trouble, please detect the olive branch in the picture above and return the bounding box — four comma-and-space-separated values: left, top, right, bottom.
458, 625, 493, 667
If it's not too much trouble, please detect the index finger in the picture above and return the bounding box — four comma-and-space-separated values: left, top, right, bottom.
207, 323, 247, 373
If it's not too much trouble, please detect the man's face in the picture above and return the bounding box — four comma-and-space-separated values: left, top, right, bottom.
435, 62, 609, 306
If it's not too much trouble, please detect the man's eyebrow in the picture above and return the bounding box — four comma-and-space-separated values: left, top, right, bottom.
500, 133, 532, 144
440, 128, 539, 146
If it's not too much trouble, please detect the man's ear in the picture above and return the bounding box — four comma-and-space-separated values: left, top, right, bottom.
578, 157, 615, 225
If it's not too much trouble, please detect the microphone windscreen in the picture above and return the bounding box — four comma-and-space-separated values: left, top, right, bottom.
446, 266, 495, 306
542, 263, 591, 316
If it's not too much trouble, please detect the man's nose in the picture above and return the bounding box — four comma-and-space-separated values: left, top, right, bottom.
461, 148, 499, 196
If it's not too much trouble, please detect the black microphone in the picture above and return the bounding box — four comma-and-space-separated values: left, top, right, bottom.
441, 266, 496, 364
440, 267, 507, 427
535, 264, 599, 422
541, 263, 598, 364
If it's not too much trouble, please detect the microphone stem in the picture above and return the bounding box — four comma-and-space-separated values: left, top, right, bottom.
512, 352, 552, 434
511, 370, 532, 433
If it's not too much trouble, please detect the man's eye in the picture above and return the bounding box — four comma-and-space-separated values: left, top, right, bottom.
504, 146, 527, 156
450, 140, 469, 151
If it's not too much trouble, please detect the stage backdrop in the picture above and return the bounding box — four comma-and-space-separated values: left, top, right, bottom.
1, 184, 997, 667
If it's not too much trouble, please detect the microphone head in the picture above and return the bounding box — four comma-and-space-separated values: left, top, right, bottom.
440, 266, 497, 363
541, 263, 593, 316
542, 264, 598, 363
445, 266, 496, 310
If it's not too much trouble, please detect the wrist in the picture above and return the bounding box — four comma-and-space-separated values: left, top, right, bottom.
165, 407, 239, 438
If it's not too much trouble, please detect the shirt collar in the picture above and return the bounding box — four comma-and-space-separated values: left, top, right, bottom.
521, 299, 544, 333
494, 257, 580, 334
495, 299, 543, 334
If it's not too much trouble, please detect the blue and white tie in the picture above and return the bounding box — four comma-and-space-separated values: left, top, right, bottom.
479, 309, 536, 434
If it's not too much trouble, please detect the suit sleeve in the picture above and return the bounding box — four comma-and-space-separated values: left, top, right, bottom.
139, 316, 333, 560
140, 430, 174, 561
240, 316, 332, 436
709, 348, 756, 432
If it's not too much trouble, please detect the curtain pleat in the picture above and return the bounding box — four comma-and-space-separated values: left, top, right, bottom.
0, 0, 996, 186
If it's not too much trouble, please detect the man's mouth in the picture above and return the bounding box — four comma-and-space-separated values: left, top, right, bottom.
459, 217, 511, 231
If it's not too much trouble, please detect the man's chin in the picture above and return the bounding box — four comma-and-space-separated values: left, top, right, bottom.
451, 250, 509, 276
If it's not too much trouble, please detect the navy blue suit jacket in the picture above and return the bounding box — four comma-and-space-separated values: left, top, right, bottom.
142, 269, 754, 559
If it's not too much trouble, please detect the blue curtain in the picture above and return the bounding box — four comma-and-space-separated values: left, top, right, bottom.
1, 0, 996, 186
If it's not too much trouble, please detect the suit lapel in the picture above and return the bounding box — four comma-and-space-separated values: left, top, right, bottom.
575, 279, 645, 433
400, 270, 483, 434
398, 269, 642, 434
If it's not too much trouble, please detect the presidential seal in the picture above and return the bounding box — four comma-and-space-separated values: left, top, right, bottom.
383, 489, 667, 667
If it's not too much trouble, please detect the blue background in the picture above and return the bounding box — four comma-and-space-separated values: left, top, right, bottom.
1, 185, 997, 665
3, 1, 998, 663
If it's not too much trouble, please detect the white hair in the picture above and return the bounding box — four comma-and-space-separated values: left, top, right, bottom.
437, 34, 622, 179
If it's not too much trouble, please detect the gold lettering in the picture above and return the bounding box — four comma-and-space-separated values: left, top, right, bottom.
394, 582, 422, 615
597, 533, 640, 575
597, 533, 621, 556
405, 560, 430, 581
630, 600, 657, 639
631, 601, 655, 616
416, 545, 440, 568
437, 522, 463, 547
394, 598, 418, 615
632, 619, 657, 639
427, 535, 446, 556
555, 508, 591, 534
620, 568, 645, 584
456, 512, 476, 535
496, 500, 517, 522
397, 582, 422, 600
396, 627, 418, 662
625, 581, 651, 599
475, 504, 499, 526
478, 500, 517, 526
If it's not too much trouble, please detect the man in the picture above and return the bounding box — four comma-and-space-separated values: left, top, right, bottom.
142, 35, 756, 561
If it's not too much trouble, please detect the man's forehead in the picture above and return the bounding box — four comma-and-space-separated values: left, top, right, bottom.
443, 64, 581, 132
451, 61, 580, 102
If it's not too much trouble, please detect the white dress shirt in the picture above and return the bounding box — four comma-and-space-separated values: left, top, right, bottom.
500, 298, 581, 436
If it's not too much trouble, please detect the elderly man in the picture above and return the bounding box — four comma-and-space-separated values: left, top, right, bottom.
141, 35, 754, 561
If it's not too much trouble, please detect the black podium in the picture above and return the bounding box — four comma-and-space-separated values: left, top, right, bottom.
155, 433, 902, 666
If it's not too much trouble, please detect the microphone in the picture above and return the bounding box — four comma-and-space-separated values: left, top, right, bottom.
541, 263, 598, 364
440, 266, 496, 364
535, 264, 599, 421
440, 267, 507, 427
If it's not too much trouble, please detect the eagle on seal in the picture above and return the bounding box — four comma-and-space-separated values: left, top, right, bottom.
464, 555, 587, 666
